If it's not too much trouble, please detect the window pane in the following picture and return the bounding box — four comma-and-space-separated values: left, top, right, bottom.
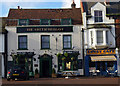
19, 19, 28, 25
18, 36, 27, 49
106, 31, 108, 44
41, 35, 50, 49
41, 19, 50, 25
63, 35, 71, 49
97, 31, 103, 43
62, 19, 71, 25
94, 11, 103, 22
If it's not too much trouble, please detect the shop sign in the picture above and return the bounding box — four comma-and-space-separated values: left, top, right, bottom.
17, 26, 73, 33
86, 49, 115, 55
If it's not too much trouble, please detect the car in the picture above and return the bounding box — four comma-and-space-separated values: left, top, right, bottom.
7, 65, 29, 81
106, 70, 118, 77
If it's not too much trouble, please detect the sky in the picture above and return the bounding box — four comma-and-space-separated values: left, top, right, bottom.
0, 0, 80, 17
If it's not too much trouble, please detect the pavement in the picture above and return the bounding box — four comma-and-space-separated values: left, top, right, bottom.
1, 77, 120, 86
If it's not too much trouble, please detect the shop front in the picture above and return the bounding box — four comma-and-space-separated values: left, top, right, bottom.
57, 51, 82, 77
85, 49, 118, 76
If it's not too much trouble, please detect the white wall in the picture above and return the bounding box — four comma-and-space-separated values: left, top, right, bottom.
0, 34, 4, 52
85, 2, 116, 49
6, 25, 83, 75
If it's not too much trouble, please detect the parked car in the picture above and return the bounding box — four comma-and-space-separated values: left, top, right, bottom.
7, 65, 29, 81
106, 70, 118, 77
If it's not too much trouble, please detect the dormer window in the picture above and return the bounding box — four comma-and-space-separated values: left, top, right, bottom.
40, 19, 51, 25
19, 19, 29, 25
94, 10, 103, 22
61, 19, 72, 25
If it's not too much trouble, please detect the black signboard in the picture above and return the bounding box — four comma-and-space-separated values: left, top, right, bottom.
17, 26, 73, 33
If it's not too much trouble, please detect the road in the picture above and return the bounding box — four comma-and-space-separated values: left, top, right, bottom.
1, 77, 120, 86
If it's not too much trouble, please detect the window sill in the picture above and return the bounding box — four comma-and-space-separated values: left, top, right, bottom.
41, 48, 51, 50
62, 48, 72, 50
17, 48, 28, 50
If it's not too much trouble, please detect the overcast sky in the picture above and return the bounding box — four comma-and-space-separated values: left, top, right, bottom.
0, 0, 80, 17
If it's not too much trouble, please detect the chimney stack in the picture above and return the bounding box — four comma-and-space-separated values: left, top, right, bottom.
18, 6, 20, 9
71, 0, 76, 8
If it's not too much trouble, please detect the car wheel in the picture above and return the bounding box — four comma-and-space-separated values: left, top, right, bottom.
7, 78, 10, 81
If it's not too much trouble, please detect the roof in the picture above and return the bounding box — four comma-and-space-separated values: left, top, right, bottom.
0, 17, 7, 34
81, 1, 120, 15
82, 2, 105, 15
7, 8, 82, 25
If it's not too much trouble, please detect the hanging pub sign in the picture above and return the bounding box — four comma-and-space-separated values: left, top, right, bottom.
17, 26, 73, 33
86, 49, 116, 55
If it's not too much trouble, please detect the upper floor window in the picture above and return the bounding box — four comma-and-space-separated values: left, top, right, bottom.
41, 35, 50, 49
94, 11, 103, 22
61, 19, 72, 25
63, 35, 72, 49
97, 31, 103, 44
90, 31, 94, 45
40, 19, 51, 25
18, 35, 27, 50
19, 19, 29, 25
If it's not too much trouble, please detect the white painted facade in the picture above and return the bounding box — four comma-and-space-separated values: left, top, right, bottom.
0, 33, 5, 77
83, 2, 115, 49
6, 25, 84, 76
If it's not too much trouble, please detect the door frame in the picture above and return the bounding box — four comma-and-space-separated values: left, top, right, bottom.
39, 54, 52, 77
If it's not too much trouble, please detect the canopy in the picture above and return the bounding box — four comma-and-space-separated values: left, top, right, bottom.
90, 55, 116, 62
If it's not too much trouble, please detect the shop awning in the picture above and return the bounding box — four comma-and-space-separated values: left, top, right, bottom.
90, 56, 117, 62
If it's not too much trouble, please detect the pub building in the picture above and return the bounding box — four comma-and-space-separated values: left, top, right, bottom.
6, 1, 84, 78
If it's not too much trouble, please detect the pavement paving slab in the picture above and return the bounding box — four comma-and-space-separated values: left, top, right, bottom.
1, 77, 120, 86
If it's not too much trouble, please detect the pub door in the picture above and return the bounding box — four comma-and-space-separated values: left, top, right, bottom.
42, 60, 50, 77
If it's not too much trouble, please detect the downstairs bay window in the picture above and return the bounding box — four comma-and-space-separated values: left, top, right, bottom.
57, 53, 78, 71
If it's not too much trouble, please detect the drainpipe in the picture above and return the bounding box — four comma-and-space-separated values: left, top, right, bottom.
81, 28, 85, 76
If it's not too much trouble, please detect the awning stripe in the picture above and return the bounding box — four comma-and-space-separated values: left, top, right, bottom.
90, 55, 116, 62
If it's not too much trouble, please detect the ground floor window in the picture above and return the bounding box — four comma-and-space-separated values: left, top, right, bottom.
57, 52, 79, 71
107, 61, 114, 71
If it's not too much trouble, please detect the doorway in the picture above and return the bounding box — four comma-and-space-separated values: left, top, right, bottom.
39, 54, 52, 77
42, 60, 49, 77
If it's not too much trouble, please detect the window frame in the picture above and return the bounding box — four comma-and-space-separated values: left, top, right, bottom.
18, 19, 29, 25
63, 35, 72, 49
94, 10, 103, 22
97, 30, 103, 44
61, 19, 72, 25
18, 35, 28, 50
40, 19, 51, 25
41, 35, 50, 49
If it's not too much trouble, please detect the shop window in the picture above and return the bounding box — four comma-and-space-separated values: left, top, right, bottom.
97, 31, 103, 44
63, 35, 72, 49
57, 53, 78, 71
18, 35, 27, 50
94, 10, 103, 22
65, 61, 71, 70
19, 19, 29, 25
107, 61, 114, 71
61, 19, 72, 25
41, 35, 50, 49
40, 19, 51, 25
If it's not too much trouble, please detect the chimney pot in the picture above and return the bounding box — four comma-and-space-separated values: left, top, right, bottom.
18, 6, 20, 9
